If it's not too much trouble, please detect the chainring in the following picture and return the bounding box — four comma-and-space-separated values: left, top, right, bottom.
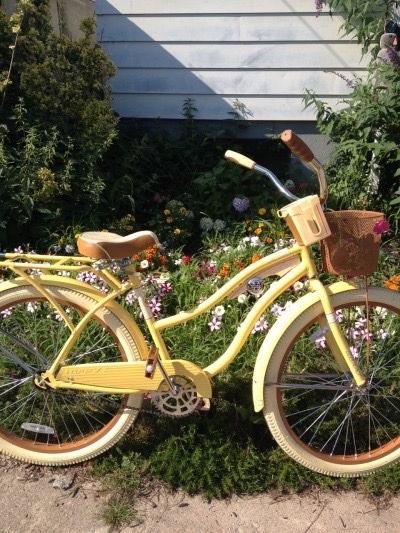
151, 375, 201, 417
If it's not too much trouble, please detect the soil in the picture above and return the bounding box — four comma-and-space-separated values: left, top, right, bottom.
2, 457, 400, 533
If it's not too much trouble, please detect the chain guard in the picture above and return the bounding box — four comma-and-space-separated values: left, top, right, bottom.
151, 375, 202, 418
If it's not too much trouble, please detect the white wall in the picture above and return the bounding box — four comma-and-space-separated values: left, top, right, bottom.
96, 0, 369, 121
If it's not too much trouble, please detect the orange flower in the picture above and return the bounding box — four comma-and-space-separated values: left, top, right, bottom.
254, 227, 262, 236
265, 237, 273, 244
218, 263, 231, 277
159, 255, 167, 265
252, 253, 262, 263
234, 259, 245, 270
385, 274, 400, 291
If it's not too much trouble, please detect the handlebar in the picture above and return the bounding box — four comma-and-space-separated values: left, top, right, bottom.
225, 131, 328, 204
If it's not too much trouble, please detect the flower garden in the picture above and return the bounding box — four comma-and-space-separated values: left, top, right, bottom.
1, 0, 400, 527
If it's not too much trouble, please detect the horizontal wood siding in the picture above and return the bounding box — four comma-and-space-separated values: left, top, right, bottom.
97, 0, 333, 15
96, 2, 367, 120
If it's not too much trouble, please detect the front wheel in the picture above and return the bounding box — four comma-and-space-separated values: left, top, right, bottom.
264, 287, 400, 477
0, 283, 144, 465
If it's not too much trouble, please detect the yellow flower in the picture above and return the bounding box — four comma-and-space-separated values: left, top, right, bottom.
166, 217, 173, 224
254, 227, 263, 236
174, 228, 182, 235
164, 209, 171, 216
258, 207, 267, 216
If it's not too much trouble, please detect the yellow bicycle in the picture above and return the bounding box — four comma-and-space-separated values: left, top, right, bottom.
0, 131, 399, 477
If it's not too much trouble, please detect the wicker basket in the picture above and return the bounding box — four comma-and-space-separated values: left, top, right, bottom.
320, 210, 384, 276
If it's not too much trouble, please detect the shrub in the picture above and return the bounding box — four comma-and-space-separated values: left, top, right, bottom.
0, 0, 117, 247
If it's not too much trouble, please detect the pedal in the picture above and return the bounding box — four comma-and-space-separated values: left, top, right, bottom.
144, 346, 159, 378
197, 398, 211, 413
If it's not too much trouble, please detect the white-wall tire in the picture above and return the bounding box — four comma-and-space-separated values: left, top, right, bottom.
264, 288, 400, 476
0, 283, 145, 465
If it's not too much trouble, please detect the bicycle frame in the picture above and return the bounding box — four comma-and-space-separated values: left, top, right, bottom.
0, 242, 366, 396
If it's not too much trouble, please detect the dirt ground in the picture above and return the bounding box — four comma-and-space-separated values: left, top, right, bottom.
1, 458, 400, 533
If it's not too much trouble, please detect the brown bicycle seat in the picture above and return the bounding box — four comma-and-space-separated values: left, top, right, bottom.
77, 230, 160, 259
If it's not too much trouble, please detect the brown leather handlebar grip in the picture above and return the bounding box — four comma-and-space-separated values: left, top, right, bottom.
280, 130, 314, 162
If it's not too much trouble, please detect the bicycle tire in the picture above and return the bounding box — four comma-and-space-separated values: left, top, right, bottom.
0, 282, 144, 465
264, 287, 400, 476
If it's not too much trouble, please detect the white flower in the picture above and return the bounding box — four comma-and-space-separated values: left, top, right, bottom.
250, 236, 261, 247
237, 294, 248, 304
292, 281, 304, 292
200, 217, 214, 231
156, 272, 171, 284
213, 305, 225, 317
140, 260, 149, 269
214, 219, 226, 231
174, 258, 182, 265
375, 307, 388, 318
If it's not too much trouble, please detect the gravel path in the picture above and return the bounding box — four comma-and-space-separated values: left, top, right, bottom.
1, 458, 399, 533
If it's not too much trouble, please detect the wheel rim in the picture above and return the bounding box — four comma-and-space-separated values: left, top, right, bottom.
275, 300, 400, 464
0, 295, 134, 453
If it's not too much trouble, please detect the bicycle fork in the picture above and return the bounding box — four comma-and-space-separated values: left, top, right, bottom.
309, 279, 367, 388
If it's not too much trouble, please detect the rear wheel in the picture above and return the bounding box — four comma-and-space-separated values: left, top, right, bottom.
264, 288, 400, 476
0, 284, 144, 465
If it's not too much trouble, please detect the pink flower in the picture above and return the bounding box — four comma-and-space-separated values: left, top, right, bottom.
315, 336, 326, 349
208, 316, 222, 331
373, 219, 390, 235
159, 281, 173, 296
149, 297, 162, 317
252, 315, 269, 334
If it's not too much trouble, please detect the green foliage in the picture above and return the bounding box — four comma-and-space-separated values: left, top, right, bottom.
323, 0, 397, 53
304, 64, 400, 219
92, 451, 146, 528
0, 1, 117, 247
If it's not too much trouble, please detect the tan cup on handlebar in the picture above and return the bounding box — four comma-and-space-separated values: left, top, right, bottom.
278, 195, 331, 246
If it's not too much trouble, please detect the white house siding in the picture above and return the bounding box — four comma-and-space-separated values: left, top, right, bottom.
96, 0, 369, 122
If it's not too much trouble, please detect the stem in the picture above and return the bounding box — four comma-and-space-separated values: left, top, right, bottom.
1, 31, 19, 111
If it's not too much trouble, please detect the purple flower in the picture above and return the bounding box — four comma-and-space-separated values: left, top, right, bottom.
77, 271, 98, 284
350, 346, 359, 359
125, 291, 137, 306
315, 0, 323, 16
149, 297, 162, 317
373, 219, 390, 235
315, 336, 327, 349
208, 316, 222, 331
159, 281, 173, 296
386, 47, 400, 68
232, 196, 250, 213
65, 244, 75, 254
0, 308, 12, 318
252, 315, 269, 334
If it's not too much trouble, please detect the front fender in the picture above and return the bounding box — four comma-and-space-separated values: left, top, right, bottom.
252, 281, 356, 412
0, 275, 149, 360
